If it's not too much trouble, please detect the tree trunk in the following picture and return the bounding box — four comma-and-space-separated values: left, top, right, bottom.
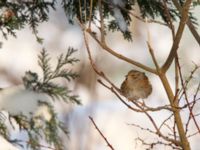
159, 73, 191, 150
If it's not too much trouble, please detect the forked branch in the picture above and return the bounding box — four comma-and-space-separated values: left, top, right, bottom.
172, 0, 200, 46
162, 0, 193, 72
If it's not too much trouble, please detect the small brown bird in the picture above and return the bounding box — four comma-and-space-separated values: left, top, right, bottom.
120, 70, 152, 101
2, 9, 15, 21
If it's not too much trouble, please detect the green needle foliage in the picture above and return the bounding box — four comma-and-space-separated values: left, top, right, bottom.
1, 0, 200, 41
23, 47, 80, 104
0, 121, 9, 140
0, 48, 80, 150
10, 102, 68, 150
62, 0, 200, 40
62, 0, 133, 40
0, 0, 56, 41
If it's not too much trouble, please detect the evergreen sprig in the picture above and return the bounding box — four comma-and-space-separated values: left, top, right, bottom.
62, 0, 133, 40
19, 48, 80, 148
42, 102, 64, 150
21, 48, 80, 149
0, 0, 56, 40
23, 48, 80, 104
62, 0, 199, 40
193, 0, 200, 6
1, 0, 199, 41
0, 121, 9, 140
8, 99, 71, 150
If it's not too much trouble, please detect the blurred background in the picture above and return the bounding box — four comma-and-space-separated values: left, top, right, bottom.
0, 2, 200, 150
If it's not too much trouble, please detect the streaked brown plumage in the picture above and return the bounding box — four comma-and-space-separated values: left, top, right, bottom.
120, 70, 152, 101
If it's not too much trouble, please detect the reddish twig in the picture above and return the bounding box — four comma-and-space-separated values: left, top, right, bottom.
98, 79, 172, 112
177, 60, 200, 134
89, 116, 115, 150
136, 137, 182, 150
98, 79, 181, 146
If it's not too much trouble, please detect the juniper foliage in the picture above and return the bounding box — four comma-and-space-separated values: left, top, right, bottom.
23, 48, 80, 104
0, 0, 56, 41
9, 101, 68, 150
0, 48, 80, 150
63, 0, 200, 40
1, 0, 200, 41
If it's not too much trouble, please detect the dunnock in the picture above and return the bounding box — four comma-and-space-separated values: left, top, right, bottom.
120, 70, 152, 101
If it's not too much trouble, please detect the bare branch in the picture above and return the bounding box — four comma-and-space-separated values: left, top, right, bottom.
175, 56, 179, 99
89, 116, 115, 150
98, 0, 105, 43
162, 0, 175, 39
128, 123, 156, 135
187, 131, 199, 138
147, 42, 160, 72
136, 105, 181, 146
79, 3, 158, 74
88, 0, 94, 29
178, 64, 199, 100
98, 79, 173, 112
86, 29, 158, 74
84, 0, 87, 21
159, 114, 174, 131
78, 0, 83, 23
162, 0, 193, 72
172, 0, 200, 46
176, 59, 200, 134
193, 82, 200, 102
136, 137, 182, 150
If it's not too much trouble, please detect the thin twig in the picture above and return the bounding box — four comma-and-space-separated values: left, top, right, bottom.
78, 0, 83, 23
176, 59, 200, 134
187, 131, 199, 138
136, 137, 182, 150
163, 0, 175, 39
174, 56, 179, 102
98, 77, 181, 146
147, 42, 160, 72
98, 0, 105, 43
145, 19, 160, 71
133, 102, 181, 146
88, 0, 93, 29
128, 123, 157, 135
83, 25, 181, 145
193, 82, 200, 103
178, 64, 199, 100
89, 116, 115, 150
173, 116, 177, 141
159, 114, 174, 131
98, 79, 172, 112
78, 4, 157, 75
84, 0, 87, 22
